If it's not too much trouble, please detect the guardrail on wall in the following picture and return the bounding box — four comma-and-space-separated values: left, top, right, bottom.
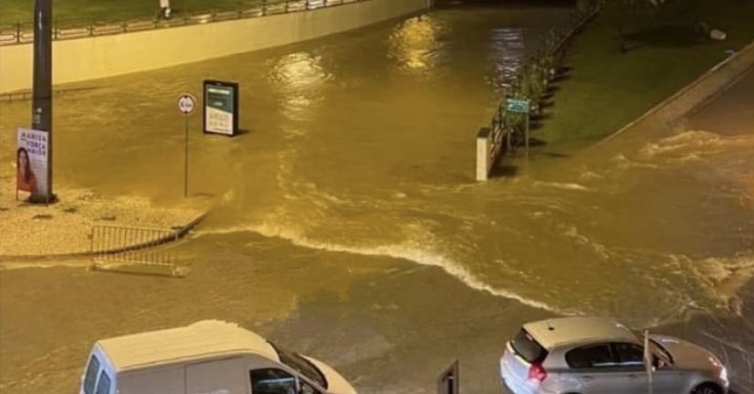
475, 0, 603, 181
0, 0, 363, 46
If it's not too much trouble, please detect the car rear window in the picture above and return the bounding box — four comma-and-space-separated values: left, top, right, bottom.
511, 328, 548, 364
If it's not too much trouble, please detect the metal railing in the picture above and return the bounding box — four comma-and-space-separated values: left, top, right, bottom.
89, 224, 187, 278
90, 224, 179, 254
0, 0, 363, 46
483, 0, 603, 157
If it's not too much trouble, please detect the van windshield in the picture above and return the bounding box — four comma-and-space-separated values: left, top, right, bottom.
83, 355, 100, 394
268, 342, 327, 389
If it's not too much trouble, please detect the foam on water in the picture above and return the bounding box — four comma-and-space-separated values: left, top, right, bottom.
640, 130, 754, 162
687, 254, 754, 316
609, 154, 661, 170
196, 221, 572, 315
533, 181, 591, 191
640, 130, 724, 159
200, 222, 754, 327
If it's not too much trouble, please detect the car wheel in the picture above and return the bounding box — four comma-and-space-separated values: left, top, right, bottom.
691, 383, 722, 394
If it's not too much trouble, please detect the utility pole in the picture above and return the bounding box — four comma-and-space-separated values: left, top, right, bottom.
31, 0, 56, 203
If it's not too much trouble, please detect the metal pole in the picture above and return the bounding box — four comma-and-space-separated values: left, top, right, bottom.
31, 0, 55, 204
184, 117, 189, 198
525, 112, 530, 152
506, 125, 511, 154
644, 330, 654, 394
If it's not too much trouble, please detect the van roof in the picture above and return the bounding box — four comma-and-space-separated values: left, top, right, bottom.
523, 316, 638, 349
96, 320, 280, 372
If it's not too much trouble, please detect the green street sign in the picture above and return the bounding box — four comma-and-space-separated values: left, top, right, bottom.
506, 98, 530, 114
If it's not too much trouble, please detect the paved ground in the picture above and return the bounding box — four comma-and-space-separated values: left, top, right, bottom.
0, 180, 209, 258
689, 68, 754, 202
653, 68, 754, 394
689, 68, 754, 137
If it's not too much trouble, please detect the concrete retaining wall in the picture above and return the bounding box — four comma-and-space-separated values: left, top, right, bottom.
0, 0, 429, 94
598, 41, 754, 146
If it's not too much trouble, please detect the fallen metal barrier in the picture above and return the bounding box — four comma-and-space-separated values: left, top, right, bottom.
88, 224, 189, 278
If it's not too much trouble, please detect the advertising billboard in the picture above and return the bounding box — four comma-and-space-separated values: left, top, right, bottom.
16, 128, 49, 197
203, 80, 239, 136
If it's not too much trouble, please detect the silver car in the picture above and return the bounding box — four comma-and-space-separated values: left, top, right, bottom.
500, 316, 729, 394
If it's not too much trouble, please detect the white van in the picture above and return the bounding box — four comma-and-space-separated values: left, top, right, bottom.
79, 320, 357, 394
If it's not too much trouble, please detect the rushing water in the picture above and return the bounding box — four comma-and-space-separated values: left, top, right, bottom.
1, 5, 752, 330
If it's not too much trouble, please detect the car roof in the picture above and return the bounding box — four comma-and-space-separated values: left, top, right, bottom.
523, 316, 638, 349
95, 320, 279, 372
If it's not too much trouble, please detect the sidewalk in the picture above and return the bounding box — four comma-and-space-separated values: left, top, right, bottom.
0, 180, 209, 260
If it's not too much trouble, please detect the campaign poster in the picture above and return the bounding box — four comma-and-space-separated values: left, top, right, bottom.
203, 80, 239, 136
16, 128, 49, 197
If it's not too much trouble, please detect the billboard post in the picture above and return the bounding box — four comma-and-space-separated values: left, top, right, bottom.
30, 0, 55, 203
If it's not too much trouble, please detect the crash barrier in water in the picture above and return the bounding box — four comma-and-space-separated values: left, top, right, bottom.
88, 224, 189, 278
475, 0, 602, 181
437, 360, 460, 394
0, 0, 364, 46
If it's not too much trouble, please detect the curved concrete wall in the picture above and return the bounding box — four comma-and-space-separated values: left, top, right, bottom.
0, 0, 429, 94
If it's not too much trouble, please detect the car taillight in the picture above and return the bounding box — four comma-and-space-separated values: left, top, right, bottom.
528, 363, 547, 382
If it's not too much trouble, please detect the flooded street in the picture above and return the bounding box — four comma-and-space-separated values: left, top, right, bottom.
1, 4, 753, 394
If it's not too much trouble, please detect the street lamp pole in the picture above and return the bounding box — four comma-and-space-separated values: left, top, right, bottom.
31, 0, 55, 203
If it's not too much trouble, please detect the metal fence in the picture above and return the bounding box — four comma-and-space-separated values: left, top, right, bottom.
483, 0, 603, 158
89, 224, 187, 278
0, 0, 364, 46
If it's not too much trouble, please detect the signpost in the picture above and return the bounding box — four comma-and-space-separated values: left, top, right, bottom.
644, 330, 654, 394
203, 80, 239, 137
506, 99, 530, 114
506, 98, 531, 152
178, 93, 196, 198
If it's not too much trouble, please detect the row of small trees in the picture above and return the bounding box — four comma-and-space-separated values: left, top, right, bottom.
490, 0, 603, 151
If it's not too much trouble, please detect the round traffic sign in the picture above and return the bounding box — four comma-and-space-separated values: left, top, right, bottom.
177, 93, 197, 115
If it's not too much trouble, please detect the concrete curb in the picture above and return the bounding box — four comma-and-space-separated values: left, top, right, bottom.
593, 40, 754, 148
0, 211, 208, 263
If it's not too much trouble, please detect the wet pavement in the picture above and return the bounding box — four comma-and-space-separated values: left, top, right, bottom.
0, 4, 753, 394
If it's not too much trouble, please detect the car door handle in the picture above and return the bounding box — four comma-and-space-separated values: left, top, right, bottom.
580, 376, 594, 381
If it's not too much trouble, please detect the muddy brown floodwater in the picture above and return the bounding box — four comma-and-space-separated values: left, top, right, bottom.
1, 4, 753, 394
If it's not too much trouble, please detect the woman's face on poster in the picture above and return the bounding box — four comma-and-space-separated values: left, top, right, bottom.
18, 150, 28, 171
